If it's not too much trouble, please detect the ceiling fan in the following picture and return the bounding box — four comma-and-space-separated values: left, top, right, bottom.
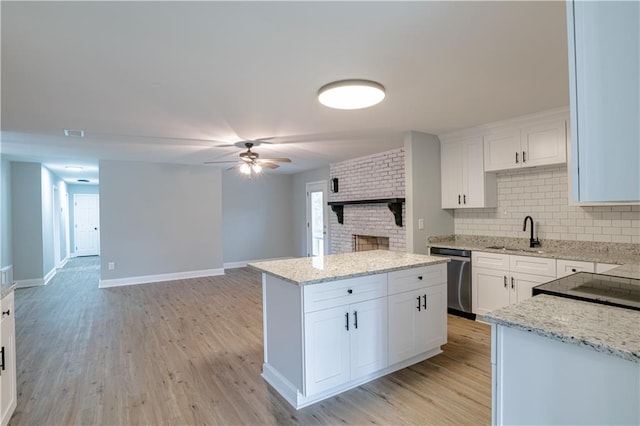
204, 142, 291, 175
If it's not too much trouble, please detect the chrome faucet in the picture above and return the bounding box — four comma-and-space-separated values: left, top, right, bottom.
523, 216, 541, 248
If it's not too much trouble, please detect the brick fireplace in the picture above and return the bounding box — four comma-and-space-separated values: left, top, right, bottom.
329, 148, 406, 253
353, 235, 390, 251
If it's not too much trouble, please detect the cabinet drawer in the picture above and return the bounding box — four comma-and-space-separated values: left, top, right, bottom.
509, 255, 556, 278
388, 264, 446, 295
472, 252, 510, 271
1, 291, 14, 324
303, 274, 387, 313
556, 259, 594, 278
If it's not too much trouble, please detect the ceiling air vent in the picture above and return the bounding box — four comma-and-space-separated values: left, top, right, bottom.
77, 179, 90, 183
64, 129, 85, 137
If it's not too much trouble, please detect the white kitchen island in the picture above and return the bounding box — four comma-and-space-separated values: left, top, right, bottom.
249, 250, 449, 409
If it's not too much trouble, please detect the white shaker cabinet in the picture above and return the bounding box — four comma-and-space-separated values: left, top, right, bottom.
484, 119, 567, 172
1, 291, 16, 426
388, 284, 446, 365
441, 136, 496, 209
567, 0, 640, 202
304, 297, 387, 396
472, 252, 556, 315
260, 261, 448, 409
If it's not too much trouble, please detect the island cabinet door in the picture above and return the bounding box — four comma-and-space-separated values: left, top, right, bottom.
304, 306, 351, 395
350, 298, 388, 380
388, 284, 447, 365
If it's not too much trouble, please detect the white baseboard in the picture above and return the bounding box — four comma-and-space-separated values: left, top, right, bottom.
224, 256, 293, 270
57, 257, 69, 269
99, 268, 225, 288
15, 278, 45, 288
43, 268, 56, 285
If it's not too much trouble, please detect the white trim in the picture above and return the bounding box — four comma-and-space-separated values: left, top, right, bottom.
69, 252, 77, 258
57, 257, 69, 270
0, 265, 13, 287
43, 268, 56, 285
262, 347, 442, 409
15, 278, 45, 288
224, 257, 293, 270
98, 268, 225, 288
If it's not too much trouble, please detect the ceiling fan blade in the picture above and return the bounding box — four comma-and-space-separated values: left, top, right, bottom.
204, 160, 238, 164
259, 162, 280, 169
258, 158, 292, 163
226, 164, 242, 171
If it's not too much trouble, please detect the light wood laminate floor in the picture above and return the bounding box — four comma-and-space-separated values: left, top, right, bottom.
9, 257, 491, 425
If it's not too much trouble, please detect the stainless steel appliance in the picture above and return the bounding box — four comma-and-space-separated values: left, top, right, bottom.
533, 272, 640, 311
430, 247, 474, 319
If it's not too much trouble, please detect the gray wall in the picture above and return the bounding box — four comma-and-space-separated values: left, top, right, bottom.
67, 184, 99, 255
11, 162, 44, 280
1, 157, 12, 268
99, 160, 223, 280
222, 172, 296, 264
291, 167, 330, 257
404, 131, 454, 254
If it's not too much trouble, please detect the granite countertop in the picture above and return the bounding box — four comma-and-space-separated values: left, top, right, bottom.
428, 235, 640, 279
249, 250, 448, 285
481, 294, 640, 363
1, 282, 16, 299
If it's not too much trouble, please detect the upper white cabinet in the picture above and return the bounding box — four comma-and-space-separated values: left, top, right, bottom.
484, 119, 567, 172
441, 136, 497, 209
567, 0, 640, 203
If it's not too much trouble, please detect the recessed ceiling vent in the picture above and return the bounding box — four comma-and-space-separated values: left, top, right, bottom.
77, 179, 90, 183
64, 129, 85, 138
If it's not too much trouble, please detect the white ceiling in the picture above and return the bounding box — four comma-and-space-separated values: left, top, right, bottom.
1, 1, 569, 183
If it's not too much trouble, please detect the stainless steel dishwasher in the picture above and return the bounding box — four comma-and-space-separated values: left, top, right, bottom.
430, 246, 474, 319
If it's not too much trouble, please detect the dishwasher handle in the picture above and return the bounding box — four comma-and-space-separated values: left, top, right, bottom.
432, 254, 470, 263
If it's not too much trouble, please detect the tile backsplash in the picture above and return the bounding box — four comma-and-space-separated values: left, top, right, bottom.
454, 165, 640, 244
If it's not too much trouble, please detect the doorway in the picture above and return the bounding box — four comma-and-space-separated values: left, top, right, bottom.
306, 181, 329, 257
74, 194, 100, 256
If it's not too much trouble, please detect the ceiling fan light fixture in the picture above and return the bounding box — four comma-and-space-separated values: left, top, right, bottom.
251, 163, 262, 173
318, 79, 385, 110
239, 163, 251, 175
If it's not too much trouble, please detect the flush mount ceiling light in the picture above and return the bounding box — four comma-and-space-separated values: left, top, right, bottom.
65, 166, 83, 171
318, 79, 385, 110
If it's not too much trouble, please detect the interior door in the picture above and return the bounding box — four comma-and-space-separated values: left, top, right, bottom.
74, 194, 100, 256
306, 181, 328, 256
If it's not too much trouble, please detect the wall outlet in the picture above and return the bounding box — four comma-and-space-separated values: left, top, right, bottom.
108, 262, 115, 270
418, 218, 424, 230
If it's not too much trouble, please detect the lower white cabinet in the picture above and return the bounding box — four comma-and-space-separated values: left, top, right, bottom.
388, 284, 446, 365
304, 298, 387, 395
1, 291, 17, 426
261, 263, 447, 409
557, 259, 595, 278
472, 252, 556, 315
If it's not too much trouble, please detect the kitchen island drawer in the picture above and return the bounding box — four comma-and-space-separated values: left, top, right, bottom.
303, 273, 387, 313
388, 264, 446, 295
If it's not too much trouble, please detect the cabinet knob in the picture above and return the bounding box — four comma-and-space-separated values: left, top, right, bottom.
572, 268, 577, 272
1, 309, 9, 318
418, 276, 423, 280
347, 289, 353, 294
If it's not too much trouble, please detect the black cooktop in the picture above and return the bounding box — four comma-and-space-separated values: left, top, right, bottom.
532, 272, 640, 311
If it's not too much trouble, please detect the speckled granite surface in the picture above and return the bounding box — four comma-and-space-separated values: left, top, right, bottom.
428, 235, 639, 276
1, 283, 16, 299
481, 294, 640, 363
249, 250, 448, 285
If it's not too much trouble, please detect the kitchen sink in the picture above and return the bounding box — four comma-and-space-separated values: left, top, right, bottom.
485, 245, 548, 254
